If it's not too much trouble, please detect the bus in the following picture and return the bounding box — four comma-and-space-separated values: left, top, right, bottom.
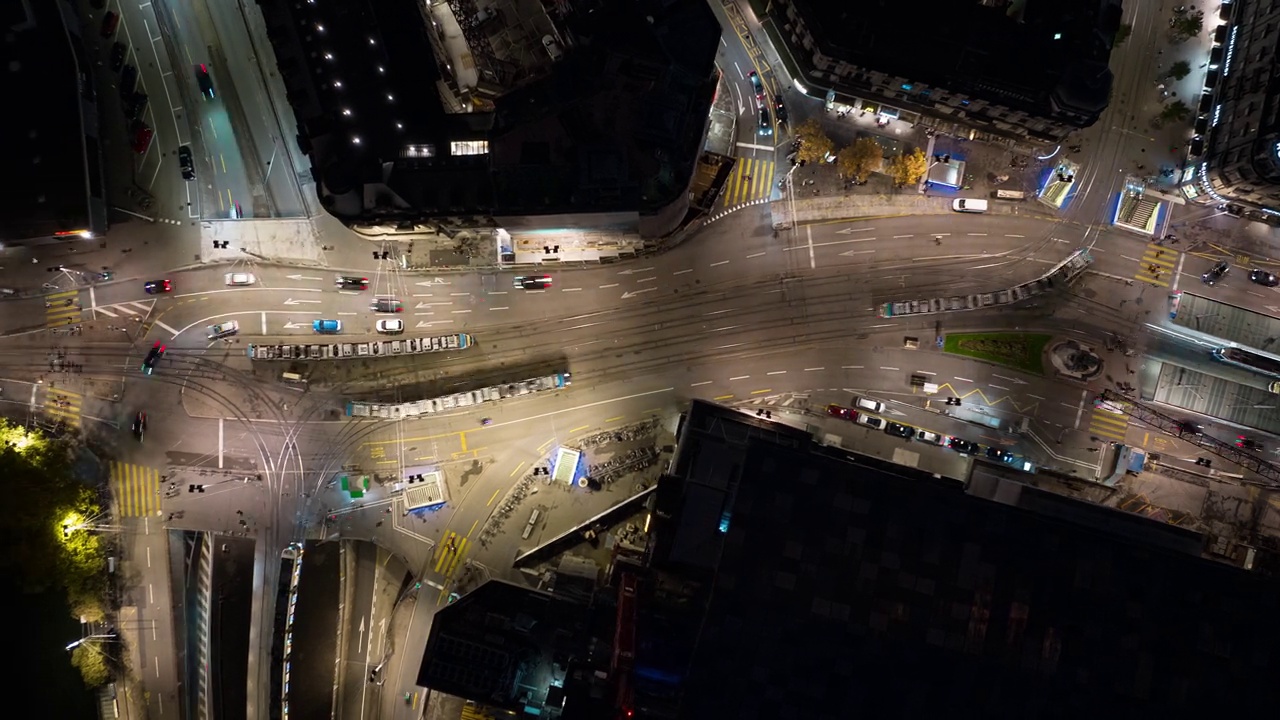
1211, 346, 1280, 379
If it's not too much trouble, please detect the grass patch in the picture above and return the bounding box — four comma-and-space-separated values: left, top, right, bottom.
943, 332, 1050, 375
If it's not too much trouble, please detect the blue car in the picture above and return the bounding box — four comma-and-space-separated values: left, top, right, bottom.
313, 319, 342, 334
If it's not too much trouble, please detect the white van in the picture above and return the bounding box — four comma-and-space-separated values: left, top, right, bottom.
952, 198, 988, 213
854, 397, 885, 414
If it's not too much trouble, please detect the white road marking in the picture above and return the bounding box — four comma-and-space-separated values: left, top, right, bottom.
1075, 389, 1088, 428
747, 252, 766, 258
967, 233, 988, 236
806, 225, 816, 270
785, 237, 875, 251
691, 381, 712, 387
637, 277, 657, 283
954, 377, 974, 382
561, 288, 583, 292
804, 367, 824, 371
729, 375, 750, 380
880, 366, 899, 371
451, 309, 472, 314
599, 283, 619, 289
673, 269, 693, 275
714, 343, 745, 349
490, 306, 508, 311
153, 320, 178, 335
892, 234, 913, 239
711, 260, 730, 267
488, 291, 507, 295
915, 370, 936, 375
1005, 234, 1025, 238
711, 325, 741, 332
990, 385, 1010, 391
218, 418, 224, 469
704, 308, 735, 315
1028, 394, 1045, 400
261, 313, 267, 334
767, 371, 787, 375
842, 365, 864, 369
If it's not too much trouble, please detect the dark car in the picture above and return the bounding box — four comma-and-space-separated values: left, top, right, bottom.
774, 94, 788, 124
757, 106, 773, 136
120, 65, 138, 98
336, 275, 370, 290
132, 411, 147, 441
100, 11, 119, 39
1202, 261, 1229, 285
141, 341, 166, 375
370, 297, 403, 313
1236, 435, 1263, 451
177, 145, 195, 180
985, 447, 1013, 463
144, 279, 172, 294
124, 92, 148, 122
825, 404, 854, 420
513, 275, 553, 290
884, 422, 914, 439
948, 437, 979, 455
1177, 419, 1204, 436
195, 64, 215, 99
1249, 269, 1279, 287
109, 42, 126, 73
748, 71, 765, 104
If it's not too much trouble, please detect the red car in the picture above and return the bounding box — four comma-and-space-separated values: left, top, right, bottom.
100, 11, 119, 39
131, 123, 154, 154
826, 404, 855, 420
144, 279, 172, 294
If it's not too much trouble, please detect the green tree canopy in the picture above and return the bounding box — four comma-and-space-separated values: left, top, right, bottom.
1159, 99, 1191, 123
887, 148, 930, 187
793, 118, 834, 165
1114, 23, 1132, 46
837, 138, 883, 182
71, 643, 111, 688
1172, 11, 1203, 41
1166, 60, 1191, 81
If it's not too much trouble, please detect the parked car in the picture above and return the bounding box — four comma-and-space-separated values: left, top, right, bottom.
1202, 261, 1229, 285
207, 321, 239, 340
948, 437, 979, 455
130, 122, 153, 154
312, 319, 343, 334
224, 272, 256, 286
915, 429, 946, 445
100, 11, 120, 38
757, 106, 773, 136
1249, 269, 1279, 287
855, 414, 884, 430
985, 447, 1013, 463
177, 145, 195, 180
884, 422, 914, 439
110, 42, 126, 72
195, 63, 215, 99
124, 92, 148, 122
773, 94, 788, 124
120, 65, 138, 97
748, 71, 765, 104
143, 279, 172, 294
826, 404, 854, 420
854, 397, 885, 414
376, 318, 404, 334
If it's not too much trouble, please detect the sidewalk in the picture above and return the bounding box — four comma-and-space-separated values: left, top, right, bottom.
769, 192, 1056, 229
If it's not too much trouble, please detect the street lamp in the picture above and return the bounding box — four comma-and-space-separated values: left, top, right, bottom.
66, 634, 115, 651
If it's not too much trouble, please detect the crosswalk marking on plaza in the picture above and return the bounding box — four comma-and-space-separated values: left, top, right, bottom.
721, 158, 774, 208
433, 530, 469, 578
111, 462, 161, 518
44, 388, 82, 427
93, 300, 155, 319
45, 290, 83, 327
1134, 242, 1177, 287
1088, 406, 1130, 442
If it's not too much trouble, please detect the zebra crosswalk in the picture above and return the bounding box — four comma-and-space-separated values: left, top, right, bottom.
93, 299, 156, 320
720, 158, 775, 208
1134, 242, 1178, 287
1088, 398, 1131, 443
44, 388, 82, 428
111, 462, 161, 518
433, 530, 469, 579
45, 290, 84, 328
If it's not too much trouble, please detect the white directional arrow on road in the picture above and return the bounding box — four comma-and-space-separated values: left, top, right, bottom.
416, 301, 452, 308
621, 287, 658, 299
836, 227, 873, 235
415, 278, 450, 286
883, 406, 908, 417
839, 248, 875, 256
282, 322, 309, 329
287, 274, 323, 281
358, 616, 366, 654
416, 320, 454, 328
992, 374, 1028, 385
618, 267, 655, 275
283, 298, 321, 305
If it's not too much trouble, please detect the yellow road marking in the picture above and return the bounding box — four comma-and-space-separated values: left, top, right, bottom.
508, 461, 526, 478
604, 416, 624, 423
570, 425, 589, 434
487, 488, 501, 506
750, 388, 772, 395
466, 519, 478, 538
714, 394, 734, 401
459, 432, 467, 452
537, 437, 555, 453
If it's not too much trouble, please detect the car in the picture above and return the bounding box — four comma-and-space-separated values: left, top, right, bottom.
1202, 261, 1229, 285
177, 145, 195, 181
195, 63, 215, 99
951, 198, 988, 213
1249, 269, 1279, 287
1271, 380, 1280, 394
100, 11, 120, 38
757, 106, 773, 136
207, 321, 239, 340
855, 414, 884, 430
109, 42, 126, 72
985, 447, 1013, 463
335, 275, 370, 290
514, 275, 553, 290
312, 319, 343, 334
141, 341, 165, 375
1236, 436, 1263, 451
370, 297, 403, 313
854, 397, 885, 414
120, 65, 138, 97
773, 94, 788, 124
916, 429, 946, 445
1176, 419, 1204, 436
224, 272, 256, 286
884, 422, 914, 439
230, 201, 243, 219
826, 404, 854, 420
376, 318, 405, 334
748, 71, 765, 104
131, 123, 153, 154
144, 279, 172, 294
132, 411, 147, 441
124, 92, 148, 122
948, 437, 979, 455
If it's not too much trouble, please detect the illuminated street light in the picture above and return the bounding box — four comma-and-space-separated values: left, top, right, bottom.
66, 634, 115, 651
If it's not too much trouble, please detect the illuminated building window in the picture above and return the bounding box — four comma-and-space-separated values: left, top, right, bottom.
450, 140, 489, 156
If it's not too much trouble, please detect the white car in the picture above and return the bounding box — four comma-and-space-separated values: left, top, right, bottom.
224, 272, 256, 286
855, 414, 884, 430
207, 320, 239, 339
854, 396, 885, 414
376, 318, 404, 334
916, 429, 946, 445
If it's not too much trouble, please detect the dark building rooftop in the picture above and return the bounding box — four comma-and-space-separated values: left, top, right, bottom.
259, 0, 718, 226
0, 0, 106, 242
641, 400, 1280, 718
790, 0, 1116, 127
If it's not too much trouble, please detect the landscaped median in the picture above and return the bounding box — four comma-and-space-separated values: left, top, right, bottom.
942, 332, 1051, 375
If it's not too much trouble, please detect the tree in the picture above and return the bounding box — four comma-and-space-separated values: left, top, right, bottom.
1166, 60, 1191, 81
1114, 23, 1132, 46
793, 118, 834, 165
1159, 100, 1191, 124
1171, 11, 1203, 41
886, 148, 929, 187
71, 644, 111, 688
836, 138, 883, 182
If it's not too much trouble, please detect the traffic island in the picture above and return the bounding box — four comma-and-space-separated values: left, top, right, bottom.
942, 332, 1050, 375
1047, 340, 1104, 381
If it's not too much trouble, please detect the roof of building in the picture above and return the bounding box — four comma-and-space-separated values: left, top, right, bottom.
790, 0, 1116, 121
0, 0, 95, 240
258, 0, 718, 222
646, 400, 1280, 718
